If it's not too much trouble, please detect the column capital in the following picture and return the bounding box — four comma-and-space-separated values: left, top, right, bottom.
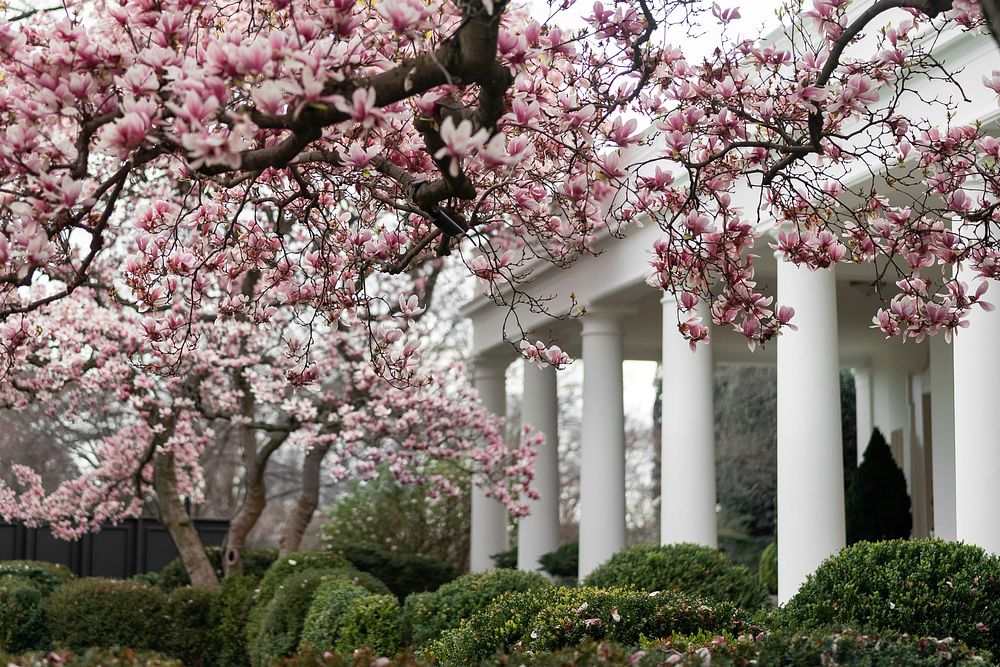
579, 307, 633, 337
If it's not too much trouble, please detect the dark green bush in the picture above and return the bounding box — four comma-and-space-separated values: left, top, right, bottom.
335, 594, 402, 655
0, 648, 183, 666
539, 542, 578, 579
299, 583, 371, 654
777, 539, 1000, 656
160, 586, 217, 666
490, 546, 517, 569
427, 585, 750, 665
846, 429, 911, 544
0, 577, 47, 653
328, 542, 456, 599
758, 541, 777, 596
583, 543, 769, 610
402, 568, 551, 646
158, 547, 277, 591
45, 578, 167, 650
208, 573, 259, 667
0, 560, 74, 595
255, 551, 354, 606
249, 568, 331, 667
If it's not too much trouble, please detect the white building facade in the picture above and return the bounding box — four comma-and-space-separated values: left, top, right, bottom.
463, 15, 1000, 602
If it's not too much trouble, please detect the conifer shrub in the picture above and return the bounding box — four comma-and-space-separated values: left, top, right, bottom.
427, 586, 749, 665
583, 543, 769, 609
539, 542, 578, 579
45, 578, 167, 650
335, 594, 402, 656
845, 428, 911, 544
0, 561, 74, 595
402, 568, 550, 646
0, 576, 47, 653
327, 542, 456, 599
777, 539, 1000, 656
758, 541, 777, 596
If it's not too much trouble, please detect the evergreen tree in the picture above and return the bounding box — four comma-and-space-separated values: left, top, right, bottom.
845, 429, 912, 544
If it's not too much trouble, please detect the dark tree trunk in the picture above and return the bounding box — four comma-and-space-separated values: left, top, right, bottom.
154, 452, 219, 590
279, 442, 332, 555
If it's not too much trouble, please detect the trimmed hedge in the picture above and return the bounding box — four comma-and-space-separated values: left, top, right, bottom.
583, 543, 769, 609
402, 568, 551, 646
249, 568, 331, 667
0, 561, 75, 595
335, 593, 402, 655
299, 583, 371, 654
0, 577, 47, 653
427, 585, 750, 665
161, 586, 217, 667
46, 578, 167, 650
328, 542, 457, 598
758, 541, 777, 596
255, 551, 354, 606
208, 573, 259, 667
158, 547, 277, 591
777, 539, 1000, 655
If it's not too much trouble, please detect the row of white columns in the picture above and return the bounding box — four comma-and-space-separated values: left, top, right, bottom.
471, 266, 1000, 601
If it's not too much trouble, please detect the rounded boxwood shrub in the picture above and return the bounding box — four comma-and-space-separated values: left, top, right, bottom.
758, 541, 777, 596
158, 547, 277, 591
248, 568, 331, 667
46, 578, 168, 650
539, 542, 578, 579
402, 568, 551, 646
0, 560, 74, 595
335, 593, 403, 656
255, 550, 354, 606
427, 585, 750, 665
754, 629, 991, 666
777, 539, 1000, 655
583, 543, 769, 610
328, 541, 457, 599
299, 583, 371, 654
208, 573, 259, 667
160, 586, 217, 666
0, 576, 47, 653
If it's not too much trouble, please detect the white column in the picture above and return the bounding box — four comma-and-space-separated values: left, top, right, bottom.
578, 311, 626, 578
872, 350, 912, 486
776, 263, 845, 603
518, 362, 561, 573
954, 276, 1000, 552
852, 368, 873, 462
660, 296, 717, 547
930, 333, 956, 540
470, 357, 509, 572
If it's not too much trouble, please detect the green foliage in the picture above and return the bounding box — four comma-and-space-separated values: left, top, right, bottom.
255, 551, 354, 607
160, 586, 217, 667
777, 539, 1000, 656
0, 648, 183, 666
0, 577, 47, 653
335, 594, 403, 656
157, 547, 277, 591
427, 585, 750, 666
328, 542, 456, 599
402, 568, 551, 647
249, 568, 332, 667
755, 629, 991, 666
0, 561, 75, 595
299, 583, 370, 654
208, 574, 259, 667
539, 542, 578, 579
582, 543, 769, 610
322, 466, 471, 572
490, 547, 517, 569
45, 578, 167, 651
758, 542, 777, 596
845, 429, 912, 544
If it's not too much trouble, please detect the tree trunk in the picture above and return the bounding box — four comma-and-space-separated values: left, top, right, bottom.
154, 452, 219, 590
982, 0, 1000, 51
279, 442, 332, 555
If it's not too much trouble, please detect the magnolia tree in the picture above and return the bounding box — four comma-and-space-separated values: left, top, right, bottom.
0, 284, 538, 588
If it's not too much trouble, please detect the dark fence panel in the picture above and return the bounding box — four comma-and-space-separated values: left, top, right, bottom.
0, 518, 230, 579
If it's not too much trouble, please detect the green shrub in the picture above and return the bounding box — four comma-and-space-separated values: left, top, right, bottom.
0, 560, 74, 595
158, 547, 277, 591
758, 541, 777, 596
0, 577, 47, 653
846, 429, 911, 544
583, 543, 769, 610
208, 573, 259, 667
299, 583, 370, 654
539, 542, 578, 579
427, 585, 750, 665
490, 546, 517, 569
328, 542, 456, 599
754, 629, 991, 666
0, 648, 183, 666
335, 594, 402, 656
777, 539, 1000, 656
255, 551, 354, 606
402, 568, 551, 646
160, 586, 217, 666
45, 578, 167, 650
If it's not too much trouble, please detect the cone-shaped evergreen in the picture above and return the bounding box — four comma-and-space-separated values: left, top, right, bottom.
845, 428, 912, 544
